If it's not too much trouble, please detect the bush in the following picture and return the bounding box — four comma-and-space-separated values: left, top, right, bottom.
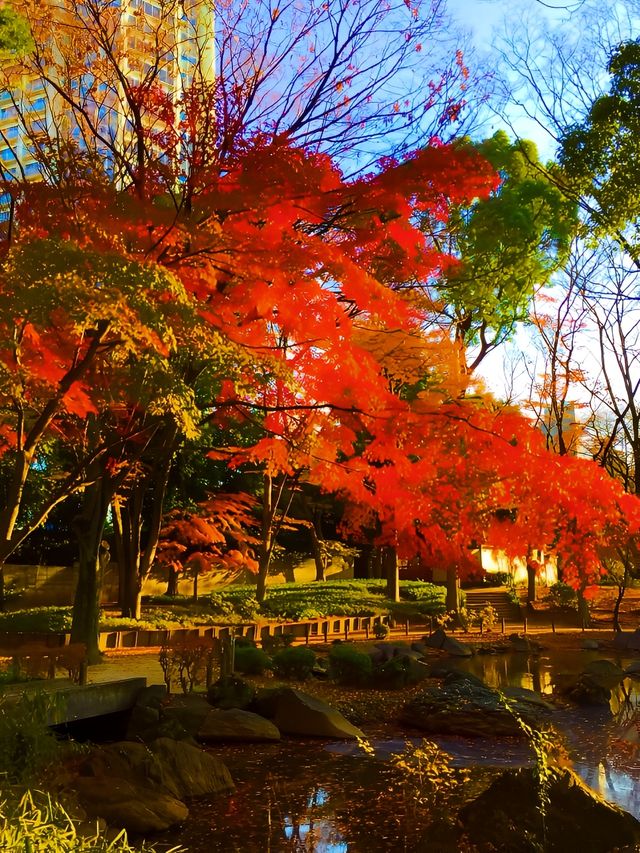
373, 657, 412, 689
0, 606, 72, 633
261, 632, 295, 654
546, 582, 578, 610
158, 636, 218, 694
272, 646, 316, 680
0, 691, 66, 784
234, 645, 272, 676
373, 621, 389, 640
329, 644, 372, 685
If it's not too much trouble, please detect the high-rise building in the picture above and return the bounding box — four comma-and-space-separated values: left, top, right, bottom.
0, 0, 215, 193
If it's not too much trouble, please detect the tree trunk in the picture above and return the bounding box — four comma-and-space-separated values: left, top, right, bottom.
310, 523, 327, 582
353, 545, 372, 579
577, 585, 591, 629
113, 430, 176, 619
256, 473, 275, 604
526, 555, 537, 603
70, 479, 114, 664
613, 581, 626, 633
166, 566, 178, 596
446, 566, 459, 614
384, 546, 399, 602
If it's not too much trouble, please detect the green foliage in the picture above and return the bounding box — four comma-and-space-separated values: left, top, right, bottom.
430, 130, 577, 364
0, 692, 65, 784
233, 645, 272, 676
261, 632, 295, 653
560, 40, 640, 251
0, 790, 175, 852
373, 657, 416, 689
373, 622, 389, 640
0, 8, 32, 54
271, 646, 316, 680
328, 643, 372, 685
545, 582, 578, 610
0, 606, 72, 633
153, 580, 446, 624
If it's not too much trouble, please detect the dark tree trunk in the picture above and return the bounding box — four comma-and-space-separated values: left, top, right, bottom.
446, 566, 459, 614
353, 545, 372, 579
113, 429, 176, 619
526, 556, 537, 603
310, 523, 327, 582
577, 584, 591, 629
384, 546, 399, 602
71, 479, 114, 664
166, 566, 178, 596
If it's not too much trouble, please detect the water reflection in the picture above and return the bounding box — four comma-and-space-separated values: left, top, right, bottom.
158, 651, 640, 851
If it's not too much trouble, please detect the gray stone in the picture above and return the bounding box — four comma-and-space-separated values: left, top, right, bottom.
508, 634, 543, 653
584, 658, 624, 687
613, 629, 640, 651
424, 628, 473, 657
581, 639, 600, 651
273, 688, 365, 739
74, 776, 188, 834
198, 708, 281, 742
149, 736, 235, 797
460, 766, 640, 852
401, 677, 552, 738
624, 660, 640, 678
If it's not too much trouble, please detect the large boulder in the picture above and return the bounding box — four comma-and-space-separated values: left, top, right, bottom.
423, 629, 473, 657
74, 776, 188, 834
273, 688, 365, 739
562, 659, 625, 708
198, 708, 280, 742
148, 736, 235, 797
460, 766, 640, 852
401, 675, 552, 738
75, 736, 234, 833
508, 634, 543, 653
583, 658, 625, 687
613, 628, 640, 651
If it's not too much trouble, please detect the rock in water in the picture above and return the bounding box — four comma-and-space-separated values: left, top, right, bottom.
198, 708, 281, 742
460, 766, 640, 852
273, 688, 365, 739
423, 628, 473, 657
401, 677, 552, 738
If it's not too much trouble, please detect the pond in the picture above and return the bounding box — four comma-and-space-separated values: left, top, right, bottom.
157, 648, 640, 852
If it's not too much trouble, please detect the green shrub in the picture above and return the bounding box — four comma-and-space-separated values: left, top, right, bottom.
329, 644, 372, 685
233, 645, 272, 675
546, 582, 578, 610
0, 691, 66, 783
373, 657, 413, 689
261, 632, 295, 654
0, 606, 72, 633
373, 622, 389, 640
272, 646, 316, 680
234, 636, 257, 648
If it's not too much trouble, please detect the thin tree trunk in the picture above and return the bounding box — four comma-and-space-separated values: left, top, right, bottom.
310, 523, 327, 582
446, 566, 459, 614
526, 552, 537, 603
384, 546, 399, 602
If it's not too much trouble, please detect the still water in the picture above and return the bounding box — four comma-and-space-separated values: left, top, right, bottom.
158, 650, 640, 852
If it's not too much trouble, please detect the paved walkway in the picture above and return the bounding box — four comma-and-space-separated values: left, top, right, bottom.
87, 650, 165, 686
